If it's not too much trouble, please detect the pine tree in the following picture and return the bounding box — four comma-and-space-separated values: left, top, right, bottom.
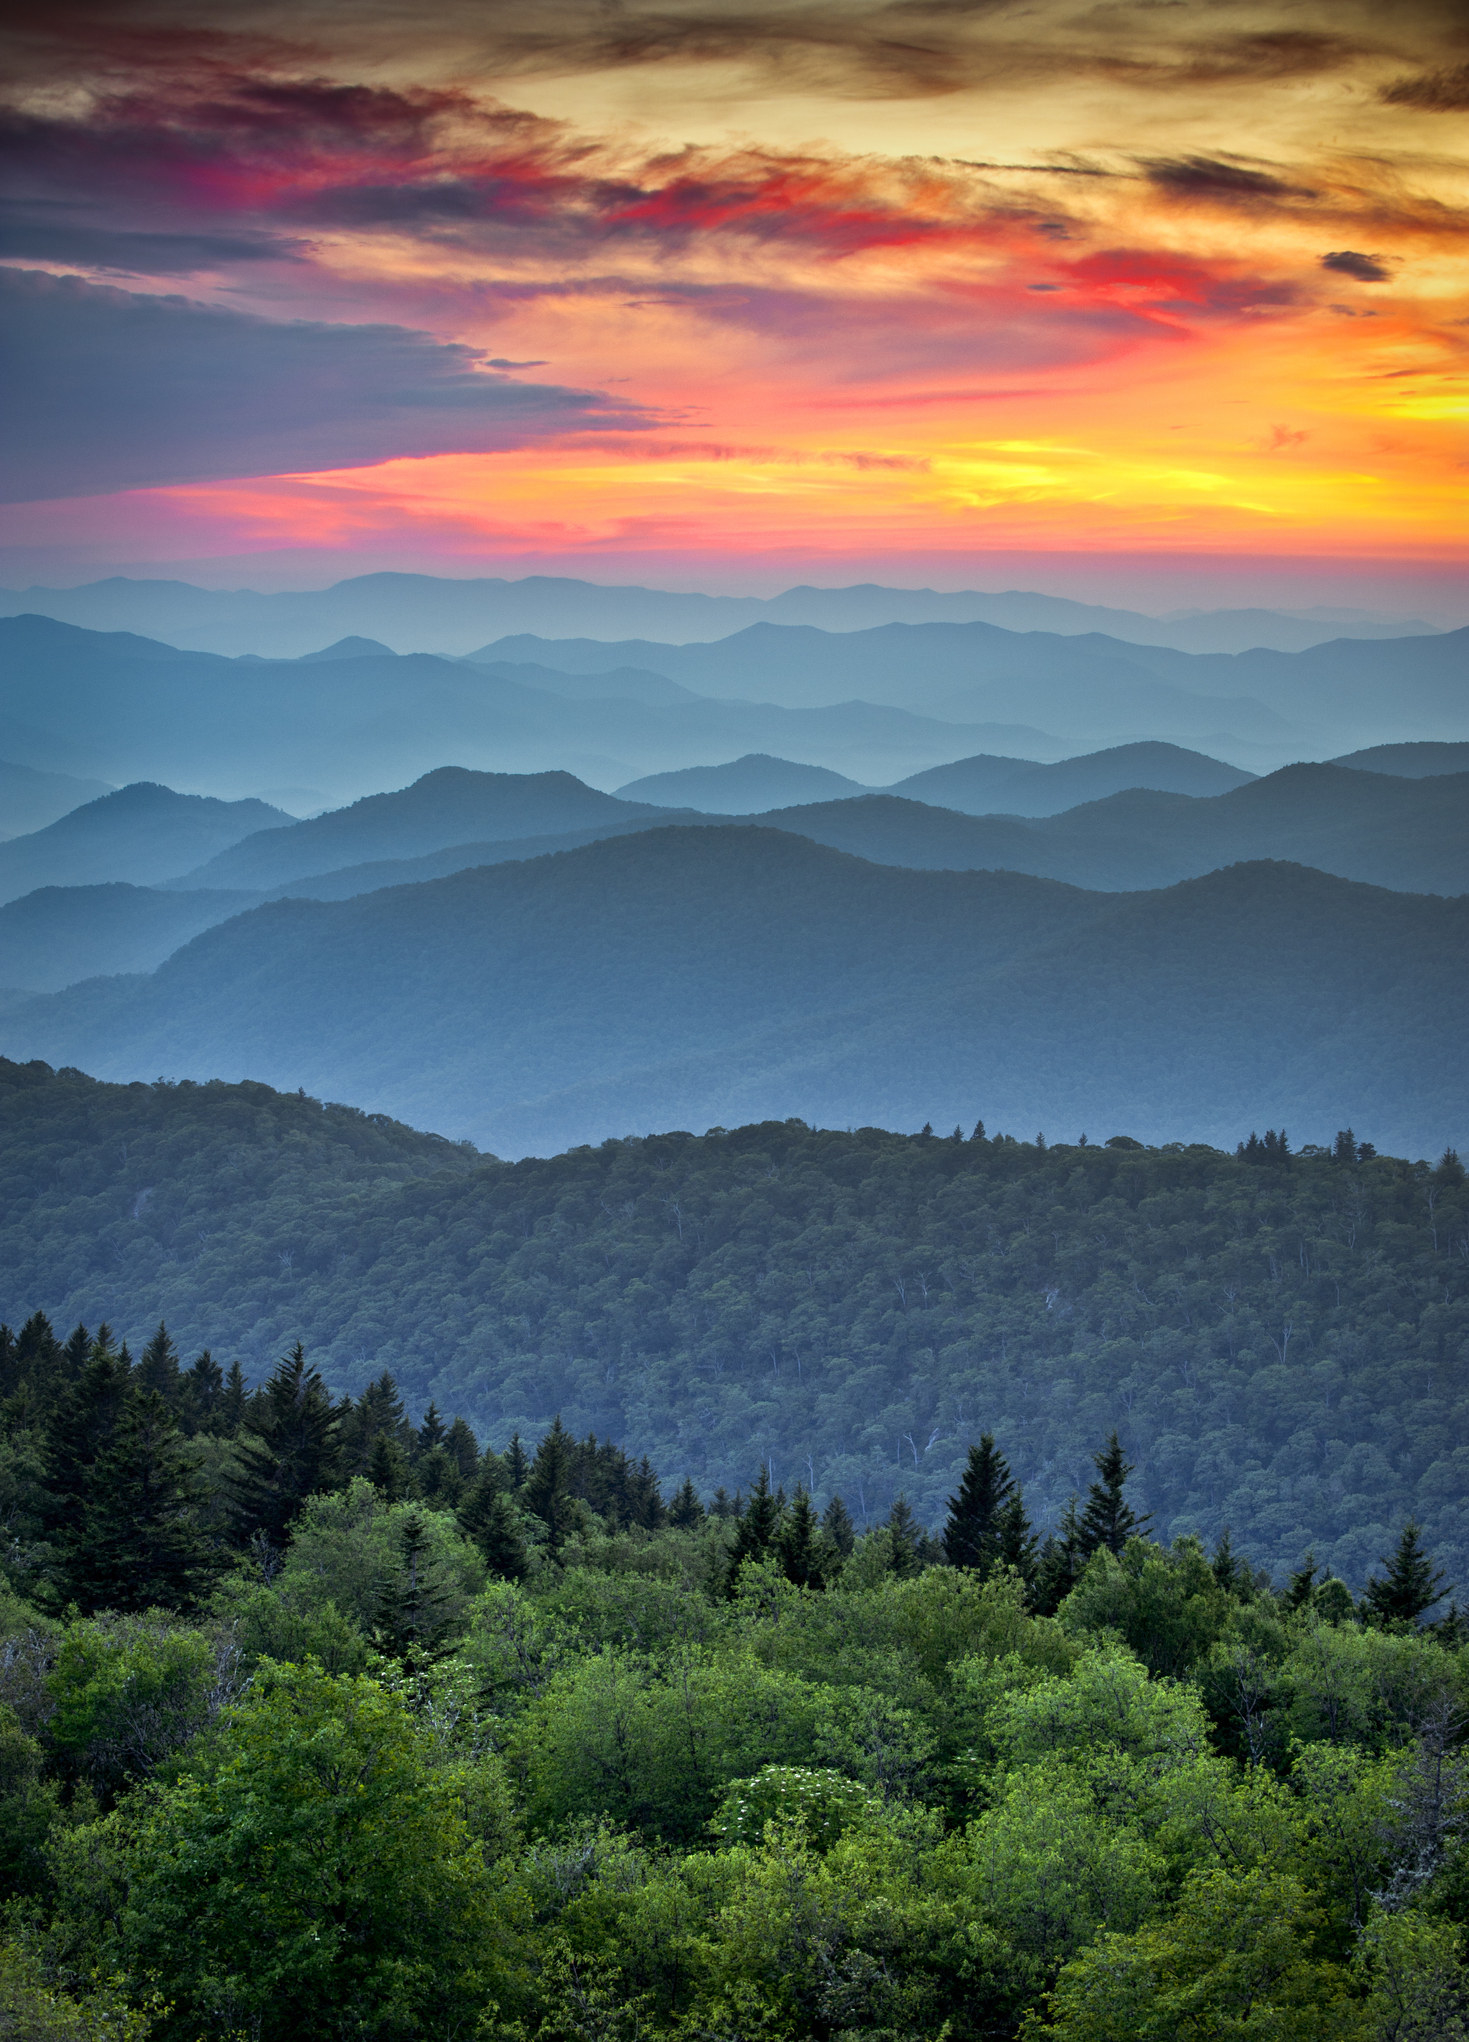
366, 1432, 410, 1504
182, 1350, 223, 1434
994, 1490, 1039, 1584
343, 1371, 410, 1475
226, 1344, 340, 1544
726, 1468, 783, 1589
886, 1496, 924, 1579
218, 1360, 250, 1435
58, 1390, 214, 1613
821, 1494, 856, 1558
458, 1469, 528, 1581
523, 1417, 577, 1557
777, 1487, 825, 1589
444, 1417, 480, 1481
136, 1322, 182, 1407
417, 1446, 464, 1508
1032, 1499, 1086, 1616
1077, 1433, 1149, 1557
1283, 1551, 1320, 1611
372, 1511, 454, 1671
943, 1434, 1017, 1574
1211, 1528, 1250, 1597
42, 1327, 132, 1538
503, 1432, 529, 1490
667, 1478, 705, 1529
1362, 1522, 1450, 1629
415, 1403, 447, 1457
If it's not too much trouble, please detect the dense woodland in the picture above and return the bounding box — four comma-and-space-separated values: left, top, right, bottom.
0, 1307, 1462, 2038
3, 1059, 1467, 1587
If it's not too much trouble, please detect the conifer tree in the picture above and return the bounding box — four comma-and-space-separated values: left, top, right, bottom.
458, 1467, 528, 1581
42, 1327, 132, 1537
726, 1468, 782, 1588
994, 1490, 1039, 1584
1077, 1433, 1149, 1557
417, 1446, 463, 1507
1362, 1522, 1450, 1629
503, 1432, 529, 1490
886, 1496, 924, 1578
777, 1487, 825, 1589
667, 1478, 705, 1528
943, 1434, 1017, 1574
182, 1350, 223, 1434
415, 1403, 447, 1457
366, 1432, 409, 1504
58, 1389, 213, 1613
372, 1511, 454, 1671
218, 1359, 250, 1435
136, 1322, 182, 1406
1283, 1551, 1320, 1611
444, 1417, 480, 1481
226, 1344, 339, 1544
1032, 1499, 1086, 1616
821, 1494, 856, 1558
523, 1417, 576, 1557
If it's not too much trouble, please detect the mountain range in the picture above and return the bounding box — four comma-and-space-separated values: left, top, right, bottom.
0, 826, 1462, 1158
0, 570, 1448, 658
0, 781, 286, 906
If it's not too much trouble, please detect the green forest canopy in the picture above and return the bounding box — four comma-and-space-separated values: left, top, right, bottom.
2, 1056, 1466, 1588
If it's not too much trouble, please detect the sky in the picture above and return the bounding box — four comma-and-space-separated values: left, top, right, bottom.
1, 0, 1467, 609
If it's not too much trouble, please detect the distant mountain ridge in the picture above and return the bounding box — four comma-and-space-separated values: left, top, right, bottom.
1, 826, 1461, 1158
1, 570, 1448, 658
0, 782, 287, 906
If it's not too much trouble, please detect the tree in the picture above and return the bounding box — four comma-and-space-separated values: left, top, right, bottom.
444, 1416, 480, 1481
181, 1350, 223, 1433
523, 1417, 577, 1557
1033, 1499, 1086, 1616
503, 1432, 529, 1490
944, 1434, 1018, 1575
57, 1390, 214, 1614
365, 1432, 409, 1504
414, 1402, 447, 1456
1078, 1433, 1149, 1558
667, 1477, 705, 1528
994, 1490, 1039, 1584
225, 1345, 339, 1545
886, 1496, 924, 1579
726, 1468, 783, 1588
42, 1328, 132, 1540
777, 1487, 825, 1589
119, 1663, 509, 2041
1362, 1522, 1450, 1629
372, 1512, 456, 1671
135, 1323, 182, 1407
821, 1494, 856, 1558
1283, 1550, 1320, 1611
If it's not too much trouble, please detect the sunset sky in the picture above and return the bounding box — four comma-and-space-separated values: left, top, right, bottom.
2, 0, 1467, 607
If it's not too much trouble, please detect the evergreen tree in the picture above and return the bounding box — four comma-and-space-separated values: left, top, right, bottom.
994, 1490, 1039, 1584
1032, 1499, 1086, 1616
777, 1487, 825, 1589
503, 1432, 529, 1490
943, 1434, 1017, 1575
523, 1417, 576, 1557
42, 1327, 132, 1538
726, 1468, 783, 1589
1077, 1432, 1149, 1557
1362, 1522, 1450, 1629
218, 1359, 250, 1435
372, 1512, 454, 1671
1211, 1528, 1250, 1597
343, 1372, 410, 1475
182, 1349, 224, 1434
58, 1389, 214, 1613
444, 1416, 480, 1481
458, 1468, 528, 1581
886, 1496, 924, 1579
821, 1494, 856, 1558
366, 1432, 409, 1504
1283, 1551, 1320, 1611
226, 1344, 340, 1544
136, 1322, 182, 1407
416, 1445, 463, 1508
414, 1402, 447, 1457
667, 1477, 705, 1528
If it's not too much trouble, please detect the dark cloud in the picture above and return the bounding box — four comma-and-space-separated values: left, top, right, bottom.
1382, 62, 1469, 110
0, 212, 302, 273
1321, 249, 1391, 281
0, 268, 651, 502
486, 357, 549, 368
1142, 156, 1316, 205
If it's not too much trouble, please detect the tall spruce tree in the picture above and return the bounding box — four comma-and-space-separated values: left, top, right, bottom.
58, 1389, 213, 1613
372, 1512, 454, 1671
226, 1345, 339, 1544
1077, 1433, 1149, 1557
1362, 1522, 1450, 1629
943, 1434, 1018, 1575
777, 1487, 825, 1589
994, 1490, 1039, 1585
523, 1418, 576, 1557
821, 1494, 856, 1558
886, 1496, 924, 1579
42, 1328, 132, 1539
667, 1478, 705, 1529
136, 1323, 182, 1407
1032, 1499, 1086, 1616
726, 1468, 783, 1589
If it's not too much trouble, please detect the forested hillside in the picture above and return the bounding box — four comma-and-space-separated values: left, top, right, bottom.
3, 1058, 1465, 1588
3, 832, 1464, 1155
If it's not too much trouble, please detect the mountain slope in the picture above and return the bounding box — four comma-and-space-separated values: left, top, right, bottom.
617, 754, 871, 811
0, 760, 113, 839
0, 882, 260, 991
1, 827, 1461, 1158
1335, 741, 1469, 777
0, 782, 288, 905
889, 741, 1254, 816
